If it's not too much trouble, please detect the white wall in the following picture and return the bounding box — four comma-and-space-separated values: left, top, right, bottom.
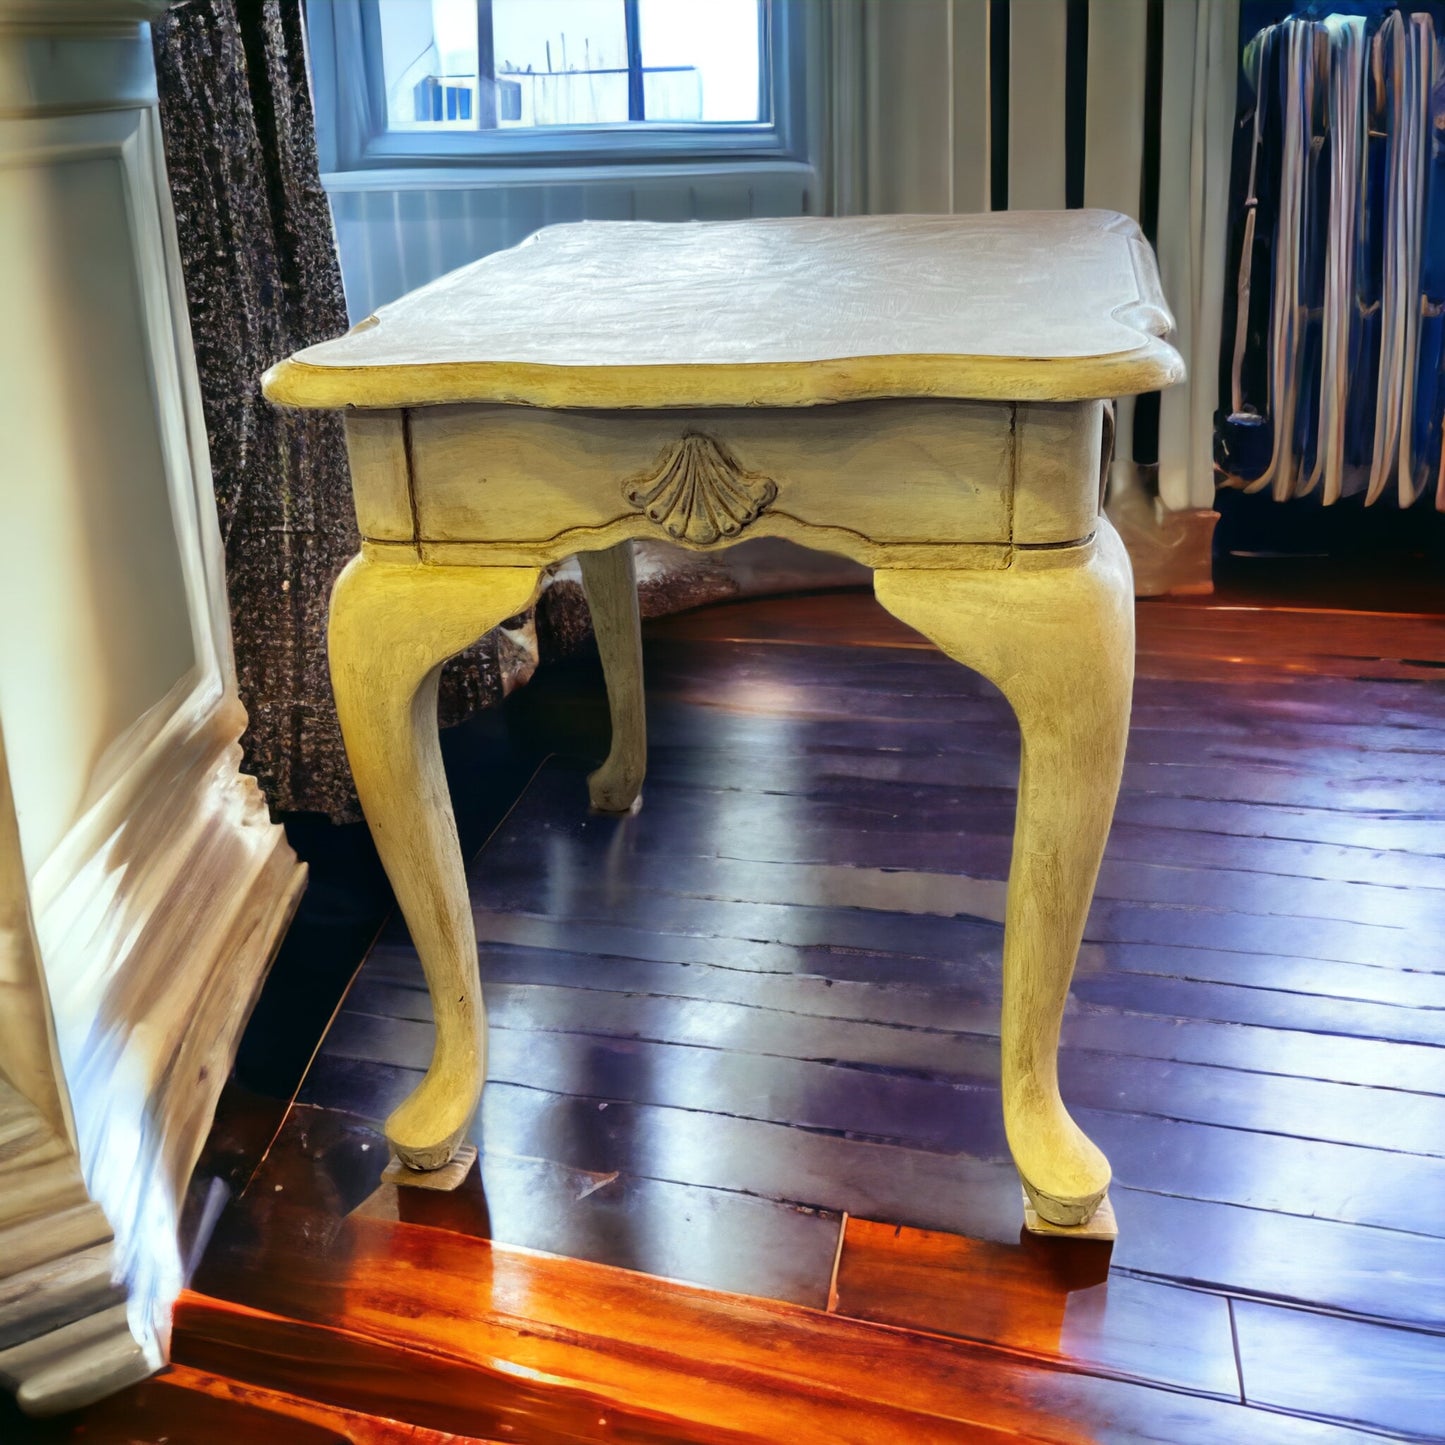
0, 130, 197, 878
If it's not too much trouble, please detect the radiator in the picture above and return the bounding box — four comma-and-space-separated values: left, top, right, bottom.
1218, 9, 1445, 512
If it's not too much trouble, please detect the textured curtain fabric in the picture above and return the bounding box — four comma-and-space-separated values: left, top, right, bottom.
151, 0, 528, 821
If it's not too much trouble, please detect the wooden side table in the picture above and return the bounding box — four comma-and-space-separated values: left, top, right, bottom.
264, 212, 1183, 1231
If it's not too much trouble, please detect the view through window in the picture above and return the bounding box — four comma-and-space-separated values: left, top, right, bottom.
377, 0, 765, 133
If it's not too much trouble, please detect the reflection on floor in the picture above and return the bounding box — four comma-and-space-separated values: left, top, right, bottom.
23, 588, 1445, 1442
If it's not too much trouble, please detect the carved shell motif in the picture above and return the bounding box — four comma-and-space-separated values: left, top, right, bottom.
623, 432, 778, 545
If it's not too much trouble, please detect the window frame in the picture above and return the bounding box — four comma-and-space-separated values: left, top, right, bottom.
307, 0, 807, 174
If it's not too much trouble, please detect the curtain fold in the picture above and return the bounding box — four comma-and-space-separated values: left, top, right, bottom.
151, 0, 525, 822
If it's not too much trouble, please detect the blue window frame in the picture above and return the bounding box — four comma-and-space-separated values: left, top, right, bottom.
306, 0, 809, 174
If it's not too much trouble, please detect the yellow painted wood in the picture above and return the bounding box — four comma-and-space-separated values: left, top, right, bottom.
327, 557, 544, 1170
577, 542, 647, 814
410, 528, 1016, 573
874, 519, 1135, 1225
343, 410, 414, 541
276, 215, 1184, 1228
406, 399, 1019, 548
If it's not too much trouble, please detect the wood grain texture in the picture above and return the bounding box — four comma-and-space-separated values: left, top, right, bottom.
874, 520, 1134, 1225
1, 1362, 471, 1444
833, 1216, 1239, 1397
327, 556, 543, 1169
176, 1212, 1390, 1445
213, 1102, 845, 1311
70, 584, 1445, 1442
262, 212, 1183, 410
306, 587, 1445, 1325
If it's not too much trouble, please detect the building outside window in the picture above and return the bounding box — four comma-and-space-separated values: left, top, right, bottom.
378, 0, 765, 134
306, 0, 801, 171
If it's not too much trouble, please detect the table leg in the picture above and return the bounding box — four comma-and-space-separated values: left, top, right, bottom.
873, 521, 1133, 1227
328, 555, 544, 1171
578, 541, 647, 813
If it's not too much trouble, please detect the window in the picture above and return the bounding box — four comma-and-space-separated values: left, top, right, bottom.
379, 0, 765, 133
307, 0, 806, 171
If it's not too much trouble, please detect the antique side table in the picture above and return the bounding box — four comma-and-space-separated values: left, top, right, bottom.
264, 212, 1183, 1232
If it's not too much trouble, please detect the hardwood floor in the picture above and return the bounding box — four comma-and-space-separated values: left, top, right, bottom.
16, 586, 1445, 1442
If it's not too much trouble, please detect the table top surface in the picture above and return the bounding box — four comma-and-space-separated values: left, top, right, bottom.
263, 211, 1184, 412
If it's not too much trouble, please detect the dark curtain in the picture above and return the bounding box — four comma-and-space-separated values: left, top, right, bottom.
151, 0, 525, 822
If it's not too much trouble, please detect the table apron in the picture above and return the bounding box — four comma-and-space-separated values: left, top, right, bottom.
344, 398, 1106, 568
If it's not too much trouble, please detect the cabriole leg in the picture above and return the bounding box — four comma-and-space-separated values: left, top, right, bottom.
328, 555, 543, 1170
873, 521, 1134, 1227
578, 541, 647, 813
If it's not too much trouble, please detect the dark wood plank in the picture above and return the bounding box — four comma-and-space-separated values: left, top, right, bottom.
296, 1053, 1445, 1330
832, 1216, 1240, 1399
319, 999, 1445, 1236
503, 769, 1445, 899
225, 1102, 843, 1310
0, 1364, 422, 1443
340, 978, 1445, 1158
632, 687, 1445, 792
452, 778, 1440, 972
635, 741, 1445, 834
1232, 1298, 1445, 1440
337, 957, 1445, 1118
472, 767, 1445, 942
182, 587, 1445, 1439
638, 629, 1445, 724
176, 1293, 807, 1445
646, 590, 1445, 673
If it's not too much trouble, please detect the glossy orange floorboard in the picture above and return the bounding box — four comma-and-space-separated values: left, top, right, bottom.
18, 587, 1445, 1443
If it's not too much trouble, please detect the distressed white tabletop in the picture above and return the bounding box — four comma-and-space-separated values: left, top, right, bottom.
264, 211, 1183, 411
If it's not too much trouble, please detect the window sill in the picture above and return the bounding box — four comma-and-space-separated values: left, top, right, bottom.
319, 155, 817, 193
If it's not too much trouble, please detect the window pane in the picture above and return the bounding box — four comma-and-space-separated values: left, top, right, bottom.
375, 0, 767, 134
378, 0, 480, 132
493, 0, 630, 127
638, 0, 762, 123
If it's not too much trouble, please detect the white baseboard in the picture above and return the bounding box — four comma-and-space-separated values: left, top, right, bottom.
2, 687, 303, 1416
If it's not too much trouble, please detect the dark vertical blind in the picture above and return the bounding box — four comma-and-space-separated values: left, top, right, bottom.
624, 0, 644, 122
988, 0, 1010, 212
1064, 0, 1090, 208
1131, 0, 1166, 466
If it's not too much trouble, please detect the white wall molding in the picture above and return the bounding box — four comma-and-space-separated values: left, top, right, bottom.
0, 10, 303, 1416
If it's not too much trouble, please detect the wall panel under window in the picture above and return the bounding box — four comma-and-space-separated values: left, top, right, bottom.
327, 165, 815, 323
